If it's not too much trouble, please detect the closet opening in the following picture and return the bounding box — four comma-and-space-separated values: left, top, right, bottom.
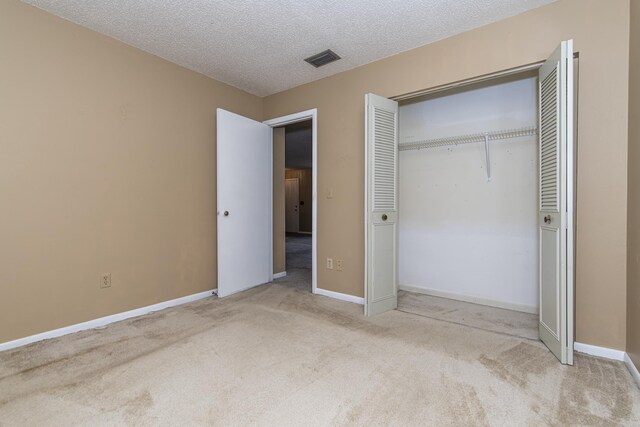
397, 55, 579, 363
365, 43, 578, 364
396, 71, 541, 340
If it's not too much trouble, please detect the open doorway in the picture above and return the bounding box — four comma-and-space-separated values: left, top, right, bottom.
266, 111, 317, 294
284, 121, 313, 289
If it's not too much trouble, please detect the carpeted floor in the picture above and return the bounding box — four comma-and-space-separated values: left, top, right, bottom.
283, 233, 313, 279
397, 291, 539, 341
272, 232, 313, 292
1, 236, 639, 425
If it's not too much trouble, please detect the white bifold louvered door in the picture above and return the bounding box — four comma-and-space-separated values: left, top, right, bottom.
365, 93, 398, 316
539, 40, 574, 365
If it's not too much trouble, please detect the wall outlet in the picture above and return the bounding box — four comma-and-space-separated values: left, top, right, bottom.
101, 273, 111, 288
326, 258, 334, 270
336, 259, 343, 271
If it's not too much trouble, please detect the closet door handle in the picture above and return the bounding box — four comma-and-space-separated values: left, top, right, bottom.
382, 214, 388, 221
544, 215, 551, 224
224, 211, 229, 217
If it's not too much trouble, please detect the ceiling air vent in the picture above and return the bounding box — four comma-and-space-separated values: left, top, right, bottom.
304, 49, 341, 68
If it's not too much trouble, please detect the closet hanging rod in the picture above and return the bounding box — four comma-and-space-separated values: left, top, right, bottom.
398, 126, 538, 152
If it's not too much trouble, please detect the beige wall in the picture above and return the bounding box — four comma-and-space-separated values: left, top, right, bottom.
0, 0, 262, 343
285, 168, 313, 233
263, 0, 631, 350
273, 128, 286, 274
1, 0, 634, 352
628, 0, 640, 367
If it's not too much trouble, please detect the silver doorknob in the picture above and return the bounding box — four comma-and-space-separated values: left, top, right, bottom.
544, 215, 551, 224
382, 214, 388, 221
224, 211, 229, 217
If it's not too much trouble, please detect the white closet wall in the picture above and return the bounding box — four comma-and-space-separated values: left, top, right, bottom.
398, 76, 538, 312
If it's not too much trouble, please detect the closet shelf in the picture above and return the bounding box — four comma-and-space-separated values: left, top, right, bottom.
398, 126, 538, 152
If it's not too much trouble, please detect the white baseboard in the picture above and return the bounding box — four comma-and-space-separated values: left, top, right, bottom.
273, 271, 287, 279
0, 289, 216, 352
574, 342, 625, 361
399, 284, 538, 314
625, 353, 640, 388
315, 288, 364, 305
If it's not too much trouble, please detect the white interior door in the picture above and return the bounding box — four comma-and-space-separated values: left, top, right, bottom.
365, 93, 399, 316
538, 40, 574, 364
285, 178, 300, 233
217, 109, 272, 298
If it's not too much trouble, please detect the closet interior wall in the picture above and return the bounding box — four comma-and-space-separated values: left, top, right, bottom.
398, 73, 539, 313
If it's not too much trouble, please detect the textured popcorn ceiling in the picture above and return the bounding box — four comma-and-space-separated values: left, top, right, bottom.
23, 0, 556, 96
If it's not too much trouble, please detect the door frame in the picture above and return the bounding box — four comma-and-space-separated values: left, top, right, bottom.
264, 109, 318, 295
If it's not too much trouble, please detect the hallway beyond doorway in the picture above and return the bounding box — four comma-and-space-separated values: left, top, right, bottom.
274, 234, 311, 292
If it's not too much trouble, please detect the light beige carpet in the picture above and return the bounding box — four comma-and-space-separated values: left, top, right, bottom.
397, 290, 539, 341
1, 277, 639, 425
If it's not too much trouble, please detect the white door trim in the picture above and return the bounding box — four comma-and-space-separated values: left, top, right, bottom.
566, 42, 576, 364
264, 109, 318, 295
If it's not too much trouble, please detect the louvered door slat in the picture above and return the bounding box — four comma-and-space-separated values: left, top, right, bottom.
540, 67, 559, 212
373, 108, 397, 211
